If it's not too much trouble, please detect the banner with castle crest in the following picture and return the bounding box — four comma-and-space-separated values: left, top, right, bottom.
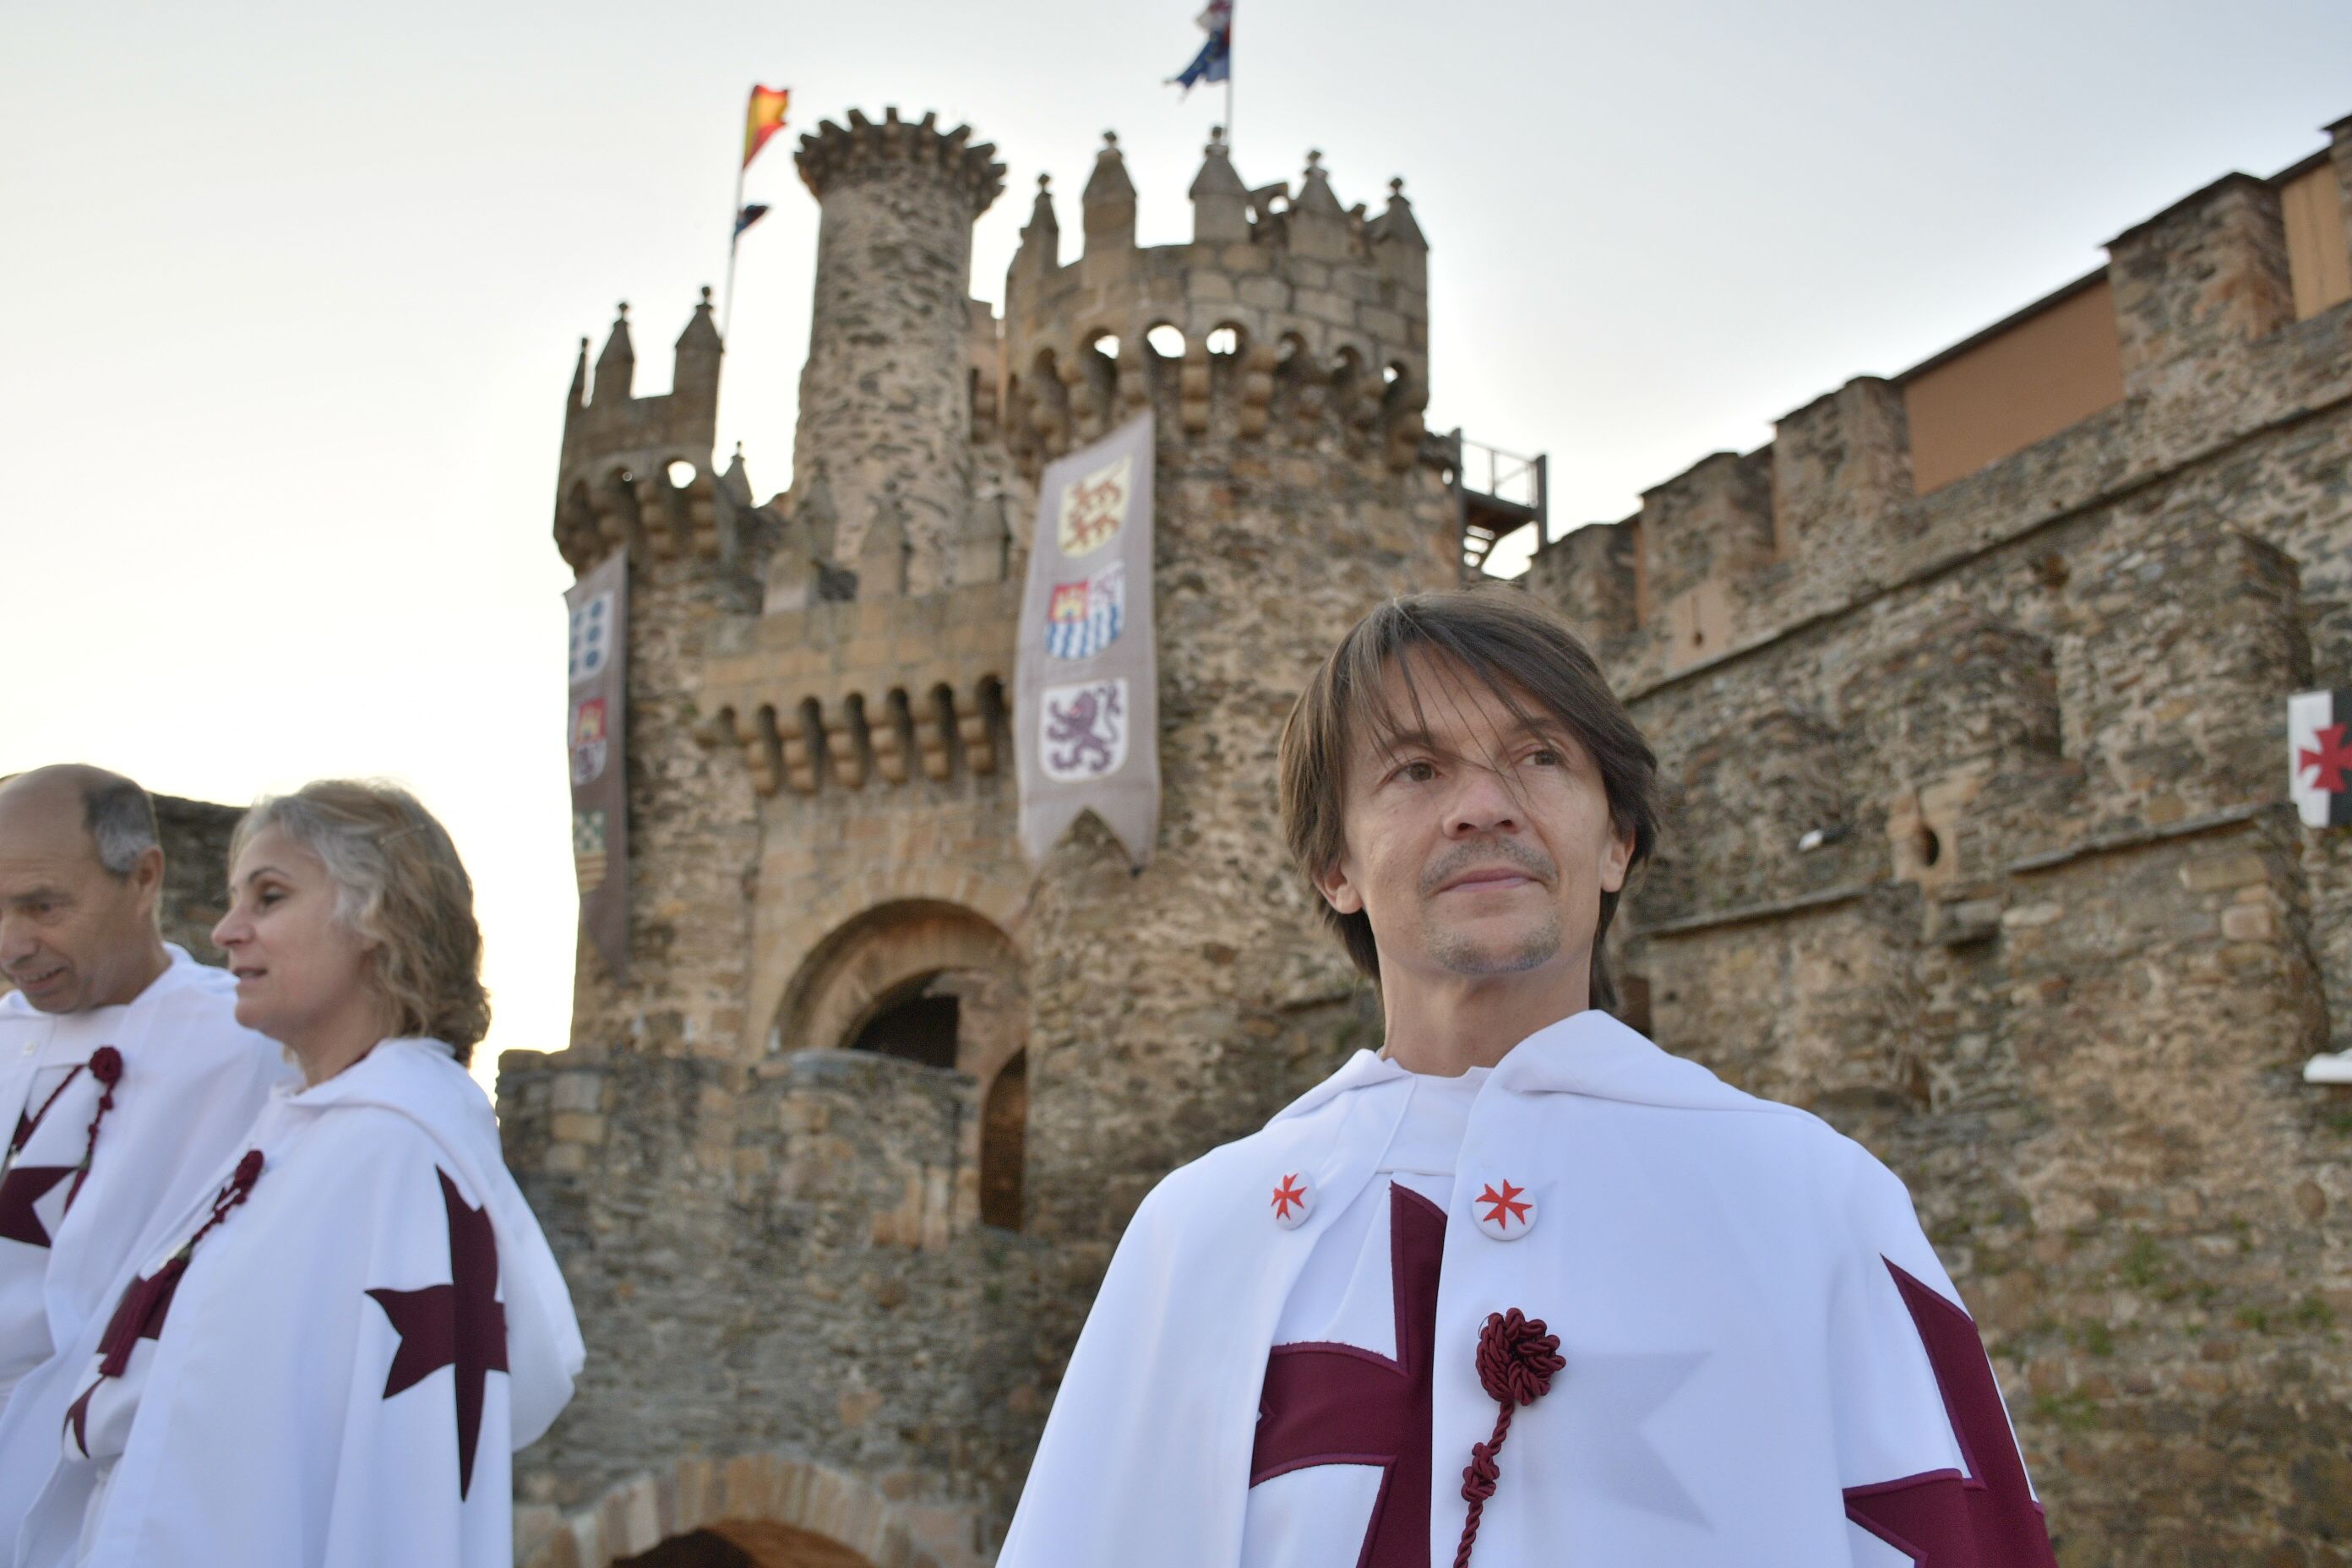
1015, 411, 1160, 868
565, 548, 629, 980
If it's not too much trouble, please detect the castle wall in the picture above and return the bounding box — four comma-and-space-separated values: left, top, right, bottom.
1532, 133, 2352, 1558
154, 793, 239, 965
502, 1047, 1043, 1566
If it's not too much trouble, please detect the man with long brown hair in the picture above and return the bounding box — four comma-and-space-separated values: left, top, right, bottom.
1001, 588, 2058, 1566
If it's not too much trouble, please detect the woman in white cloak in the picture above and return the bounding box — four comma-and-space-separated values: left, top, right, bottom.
12, 780, 585, 1568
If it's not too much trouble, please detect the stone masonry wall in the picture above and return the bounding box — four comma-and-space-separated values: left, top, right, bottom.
1530, 133, 2352, 1561
502, 1047, 1046, 1565
155, 792, 238, 965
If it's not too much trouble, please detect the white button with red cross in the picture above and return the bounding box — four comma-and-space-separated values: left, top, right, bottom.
1269, 1171, 1313, 1228
1471, 1177, 1538, 1240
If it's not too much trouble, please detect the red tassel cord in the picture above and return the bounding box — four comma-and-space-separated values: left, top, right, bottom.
3, 1046, 122, 1213
63, 1046, 122, 1210
66, 1148, 262, 1453
1451, 1308, 1566, 1568
90, 1151, 264, 1378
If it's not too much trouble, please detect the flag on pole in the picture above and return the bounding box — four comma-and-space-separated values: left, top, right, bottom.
1171, 1, 1233, 92
743, 85, 791, 168
733, 203, 771, 240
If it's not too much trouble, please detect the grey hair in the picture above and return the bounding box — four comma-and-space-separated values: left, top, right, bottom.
84, 776, 161, 879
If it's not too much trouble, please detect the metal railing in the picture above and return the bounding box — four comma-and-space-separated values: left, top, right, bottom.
1450, 428, 1549, 577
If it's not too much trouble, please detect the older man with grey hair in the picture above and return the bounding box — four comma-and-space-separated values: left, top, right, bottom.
0, 765, 293, 1541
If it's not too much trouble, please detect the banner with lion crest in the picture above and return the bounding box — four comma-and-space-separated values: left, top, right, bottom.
1015, 411, 1160, 868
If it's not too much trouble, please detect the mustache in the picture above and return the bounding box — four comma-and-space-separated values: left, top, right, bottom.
1421, 839, 1556, 896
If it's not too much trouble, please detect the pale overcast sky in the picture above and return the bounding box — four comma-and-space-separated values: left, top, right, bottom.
7, 1, 2349, 1090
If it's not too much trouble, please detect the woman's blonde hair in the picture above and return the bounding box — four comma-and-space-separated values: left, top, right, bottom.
231, 780, 492, 1062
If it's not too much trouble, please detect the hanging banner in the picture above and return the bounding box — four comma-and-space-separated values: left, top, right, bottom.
565, 549, 630, 979
2291, 689, 2352, 829
1016, 412, 1160, 867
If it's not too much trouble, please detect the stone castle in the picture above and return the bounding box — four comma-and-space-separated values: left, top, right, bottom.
493, 106, 2352, 1566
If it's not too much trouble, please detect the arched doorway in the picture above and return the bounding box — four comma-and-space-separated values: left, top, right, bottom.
978, 1049, 1025, 1230
518, 1454, 966, 1568
612, 1522, 874, 1566
773, 901, 1030, 1231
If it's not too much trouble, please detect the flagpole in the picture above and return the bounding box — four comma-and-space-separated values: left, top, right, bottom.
722, 158, 746, 343
1224, 68, 1234, 150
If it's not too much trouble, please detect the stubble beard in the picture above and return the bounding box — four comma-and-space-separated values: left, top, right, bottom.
1424, 905, 1564, 977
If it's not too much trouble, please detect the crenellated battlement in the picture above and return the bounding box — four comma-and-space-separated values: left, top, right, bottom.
792, 106, 1006, 215
553, 292, 770, 574
1528, 119, 2352, 694
993, 131, 1432, 477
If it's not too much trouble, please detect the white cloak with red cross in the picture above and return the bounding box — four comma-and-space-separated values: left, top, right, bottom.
9, 1037, 583, 1568
999, 1009, 2058, 1568
0, 947, 293, 1527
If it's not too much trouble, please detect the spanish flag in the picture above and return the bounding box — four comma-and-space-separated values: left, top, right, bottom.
743, 85, 790, 169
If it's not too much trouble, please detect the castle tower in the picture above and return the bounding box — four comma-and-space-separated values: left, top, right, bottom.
551, 291, 774, 1062
997, 133, 1462, 1341
509, 117, 1467, 1560
791, 109, 1005, 595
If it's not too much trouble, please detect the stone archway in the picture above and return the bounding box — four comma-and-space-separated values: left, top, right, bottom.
774, 900, 1026, 1094
517, 1453, 974, 1568
771, 901, 1031, 1232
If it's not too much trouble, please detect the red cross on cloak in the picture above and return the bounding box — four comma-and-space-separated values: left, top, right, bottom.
367, 1168, 508, 1500
1843, 1259, 2058, 1566
64, 1260, 190, 1451
1251, 1183, 1445, 1568
0, 1162, 72, 1248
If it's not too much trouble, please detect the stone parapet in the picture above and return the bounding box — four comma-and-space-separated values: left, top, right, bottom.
700, 578, 1018, 798
996, 134, 1430, 479
500, 1045, 1051, 1544
1534, 128, 2352, 697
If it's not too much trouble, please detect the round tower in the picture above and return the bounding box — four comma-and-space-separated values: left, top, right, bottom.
996, 132, 1461, 1332
791, 108, 1005, 593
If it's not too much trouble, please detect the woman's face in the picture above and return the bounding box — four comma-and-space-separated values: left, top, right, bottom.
210, 825, 375, 1057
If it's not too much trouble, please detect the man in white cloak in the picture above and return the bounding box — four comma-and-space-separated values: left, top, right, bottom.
0, 767, 294, 1540
999, 590, 2060, 1567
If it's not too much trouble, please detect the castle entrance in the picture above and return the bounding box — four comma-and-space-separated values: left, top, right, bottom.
775, 899, 1031, 1229
612, 1522, 874, 1567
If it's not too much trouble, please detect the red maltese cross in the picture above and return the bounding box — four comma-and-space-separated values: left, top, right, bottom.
1476, 1179, 1532, 1231
1270, 1173, 1309, 1222
367, 1168, 509, 1500
1843, 1259, 2058, 1565
2302, 723, 2352, 793
1251, 1184, 1444, 1568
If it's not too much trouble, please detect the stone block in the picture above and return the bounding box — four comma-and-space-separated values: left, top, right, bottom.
551, 1111, 607, 1145
2109, 174, 2295, 390
1234, 275, 1287, 310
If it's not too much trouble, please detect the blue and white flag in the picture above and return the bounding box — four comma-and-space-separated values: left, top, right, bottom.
1045, 563, 1126, 660
1172, 0, 1232, 91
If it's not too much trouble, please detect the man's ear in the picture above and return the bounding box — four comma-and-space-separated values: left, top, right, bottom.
1598, 823, 1636, 896
128, 847, 165, 909
1314, 856, 1365, 917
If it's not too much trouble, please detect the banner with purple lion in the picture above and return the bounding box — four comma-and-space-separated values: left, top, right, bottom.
1015, 412, 1160, 867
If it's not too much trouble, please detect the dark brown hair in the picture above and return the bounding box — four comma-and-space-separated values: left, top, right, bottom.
1277, 585, 1660, 1009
